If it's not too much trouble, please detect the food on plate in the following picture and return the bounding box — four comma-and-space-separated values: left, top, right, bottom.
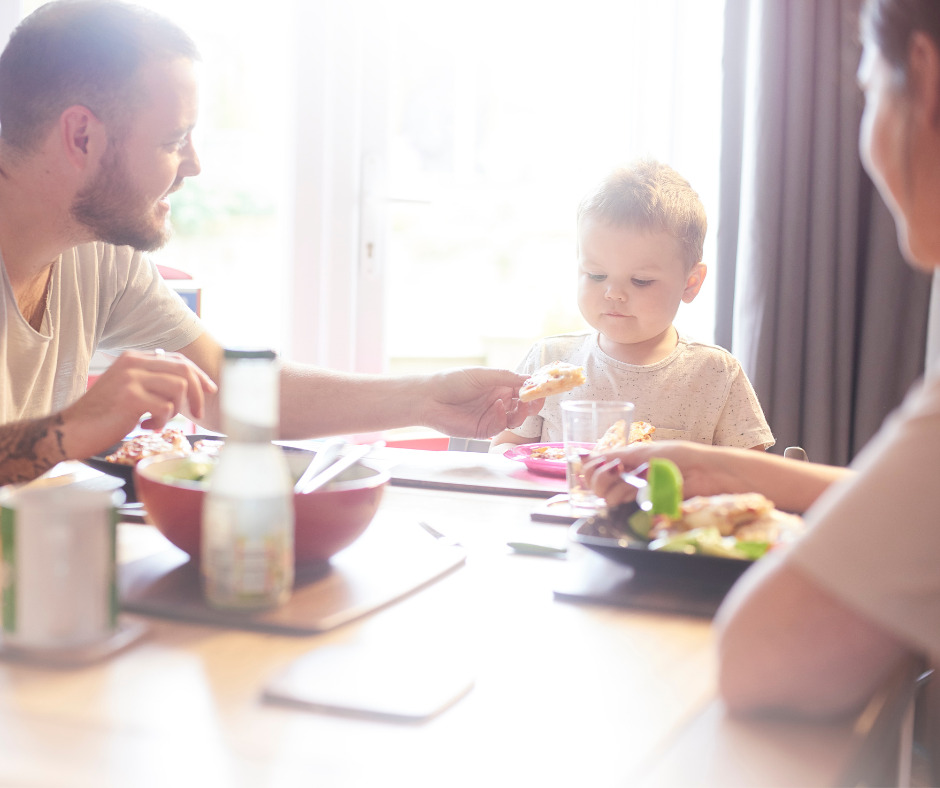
105, 427, 192, 466
593, 419, 627, 452
529, 445, 566, 461
192, 439, 224, 458
625, 458, 804, 560
159, 456, 216, 484
594, 419, 656, 452
518, 362, 586, 402
522, 418, 657, 463
628, 421, 655, 443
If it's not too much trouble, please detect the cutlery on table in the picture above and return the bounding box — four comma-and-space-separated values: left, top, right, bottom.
620, 462, 652, 510
294, 442, 381, 495
293, 438, 346, 494
506, 541, 568, 558
418, 521, 462, 548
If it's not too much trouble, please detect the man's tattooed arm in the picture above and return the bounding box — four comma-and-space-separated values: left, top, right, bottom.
0, 413, 68, 485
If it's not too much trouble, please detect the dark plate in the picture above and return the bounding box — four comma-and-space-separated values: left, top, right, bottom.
568, 502, 754, 588
82, 433, 223, 502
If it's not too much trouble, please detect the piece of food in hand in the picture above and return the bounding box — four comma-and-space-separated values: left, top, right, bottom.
628, 421, 655, 443
518, 362, 586, 402
646, 457, 683, 519
105, 427, 192, 466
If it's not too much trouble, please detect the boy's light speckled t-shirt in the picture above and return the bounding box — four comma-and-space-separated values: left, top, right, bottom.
510, 331, 774, 449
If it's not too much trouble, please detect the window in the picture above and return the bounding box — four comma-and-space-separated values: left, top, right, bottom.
382, 0, 726, 374
13, 0, 726, 374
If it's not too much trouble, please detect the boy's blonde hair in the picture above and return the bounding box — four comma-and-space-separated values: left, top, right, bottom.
577, 160, 707, 271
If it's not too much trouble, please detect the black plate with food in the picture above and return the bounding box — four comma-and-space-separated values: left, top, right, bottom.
82, 432, 224, 502
569, 501, 755, 588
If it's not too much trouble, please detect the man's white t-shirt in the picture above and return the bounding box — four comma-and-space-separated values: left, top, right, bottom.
509, 330, 774, 449
0, 242, 203, 423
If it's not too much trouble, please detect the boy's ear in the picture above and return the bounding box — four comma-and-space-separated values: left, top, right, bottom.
682, 263, 707, 303
60, 105, 106, 171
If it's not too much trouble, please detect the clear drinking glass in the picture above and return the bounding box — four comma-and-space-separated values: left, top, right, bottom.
561, 400, 635, 511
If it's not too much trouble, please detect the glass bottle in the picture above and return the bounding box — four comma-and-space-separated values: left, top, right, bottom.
201, 348, 294, 609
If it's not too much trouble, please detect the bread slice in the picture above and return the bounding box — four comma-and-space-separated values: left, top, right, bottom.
519, 361, 586, 402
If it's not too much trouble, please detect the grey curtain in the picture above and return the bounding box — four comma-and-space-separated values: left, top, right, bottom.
716, 0, 931, 467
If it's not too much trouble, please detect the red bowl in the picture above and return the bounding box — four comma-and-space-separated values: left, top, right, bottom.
134, 451, 389, 565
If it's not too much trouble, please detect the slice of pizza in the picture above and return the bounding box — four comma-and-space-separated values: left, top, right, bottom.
518, 361, 586, 402
105, 428, 193, 466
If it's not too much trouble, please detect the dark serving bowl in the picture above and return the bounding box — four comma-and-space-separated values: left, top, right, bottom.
569, 502, 754, 588
134, 450, 389, 566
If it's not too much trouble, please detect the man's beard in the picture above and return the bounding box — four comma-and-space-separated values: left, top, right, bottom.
71, 145, 173, 253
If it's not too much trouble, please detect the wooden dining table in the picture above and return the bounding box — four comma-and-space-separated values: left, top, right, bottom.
0, 446, 878, 787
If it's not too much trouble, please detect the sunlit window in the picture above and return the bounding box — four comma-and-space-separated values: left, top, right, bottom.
15, 0, 725, 373
384, 0, 726, 373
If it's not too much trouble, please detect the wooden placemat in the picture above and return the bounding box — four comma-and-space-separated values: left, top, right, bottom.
552, 549, 732, 618
383, 451, 567, 497
118, 524, 466, 635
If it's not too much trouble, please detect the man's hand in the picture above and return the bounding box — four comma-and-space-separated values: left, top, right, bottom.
423, 367, 544, 439
60, 349, 217, 460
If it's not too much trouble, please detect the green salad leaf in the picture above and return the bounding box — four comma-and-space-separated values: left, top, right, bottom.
648, 526, 770, 561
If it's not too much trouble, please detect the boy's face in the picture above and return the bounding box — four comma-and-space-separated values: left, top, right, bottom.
577, 218, 705, 355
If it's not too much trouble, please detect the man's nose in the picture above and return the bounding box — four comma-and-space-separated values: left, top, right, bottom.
182, 142, 201, 178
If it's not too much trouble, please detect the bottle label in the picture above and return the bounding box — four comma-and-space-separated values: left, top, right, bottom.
202, 495, 294, 610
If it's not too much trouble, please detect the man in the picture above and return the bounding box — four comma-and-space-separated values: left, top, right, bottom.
0, 0, 541, 485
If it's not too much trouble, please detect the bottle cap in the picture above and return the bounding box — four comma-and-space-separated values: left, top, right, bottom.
224, 348, 277, 361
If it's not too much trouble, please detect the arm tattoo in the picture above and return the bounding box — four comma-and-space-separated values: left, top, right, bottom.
0, 414, 67, 486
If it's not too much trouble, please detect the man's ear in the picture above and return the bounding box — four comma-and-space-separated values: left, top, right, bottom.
60, 105, 105, 170
907, 31, 940, 128
682, 262, 707, 303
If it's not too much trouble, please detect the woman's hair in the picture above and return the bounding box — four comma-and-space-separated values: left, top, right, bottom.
0, 0, 200, 152
577, 159, 707, 271
862, 0, 940, 78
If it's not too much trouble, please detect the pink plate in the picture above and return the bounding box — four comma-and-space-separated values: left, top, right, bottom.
504, 443, 568, 477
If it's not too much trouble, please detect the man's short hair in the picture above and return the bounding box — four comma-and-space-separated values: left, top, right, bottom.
0, 0, 200, 152
577, 159, 708, 271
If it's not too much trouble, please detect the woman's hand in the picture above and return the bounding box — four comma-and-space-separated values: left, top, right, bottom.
583, 440, 849, 514
583, 441, 748, 508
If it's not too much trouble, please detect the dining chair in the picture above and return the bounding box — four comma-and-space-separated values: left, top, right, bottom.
839, 656, 933, 787
784, 446, 808, 461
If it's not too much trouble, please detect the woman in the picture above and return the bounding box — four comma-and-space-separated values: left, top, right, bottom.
585, 0, 940, 771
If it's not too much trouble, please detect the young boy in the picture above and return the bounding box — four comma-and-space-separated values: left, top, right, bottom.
491, 160, 773, 453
